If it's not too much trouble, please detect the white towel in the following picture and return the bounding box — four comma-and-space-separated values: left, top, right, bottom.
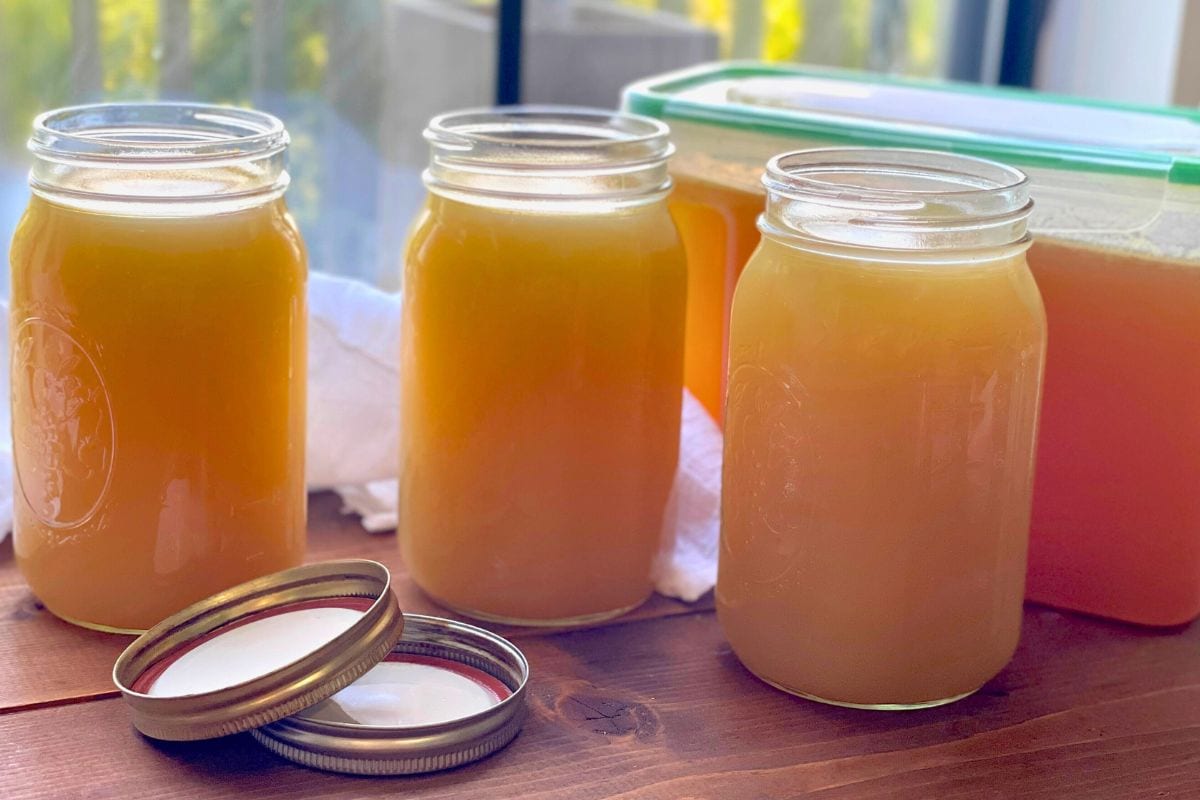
0, 273, 724, 603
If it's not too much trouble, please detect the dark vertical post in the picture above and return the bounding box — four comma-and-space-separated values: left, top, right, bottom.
999, 0, 1050, 88
496, 0, 523, 105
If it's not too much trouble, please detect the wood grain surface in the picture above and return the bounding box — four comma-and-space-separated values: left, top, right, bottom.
2, 495, 1198, 799
3, 604, 1198, 799
0, 492, 705, 713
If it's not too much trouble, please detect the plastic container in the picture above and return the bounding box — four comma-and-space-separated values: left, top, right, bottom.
624, 63, 1200, 627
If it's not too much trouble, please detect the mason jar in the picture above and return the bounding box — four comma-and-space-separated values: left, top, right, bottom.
10, 104, 308, 633
400, 107, 686, 626
717, 148, 1046, 709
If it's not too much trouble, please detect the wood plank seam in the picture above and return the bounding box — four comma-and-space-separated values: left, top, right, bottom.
0, 689, 122, 717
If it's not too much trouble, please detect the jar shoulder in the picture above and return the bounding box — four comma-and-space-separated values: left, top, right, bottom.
408, 196, 685, 265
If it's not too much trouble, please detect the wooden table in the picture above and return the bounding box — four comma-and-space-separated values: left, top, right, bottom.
2, 494, 1198, 799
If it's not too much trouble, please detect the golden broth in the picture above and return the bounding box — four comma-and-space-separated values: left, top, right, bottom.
10, 195, 307, 632
718, 236, 1045, 706
399, 194, 686, 624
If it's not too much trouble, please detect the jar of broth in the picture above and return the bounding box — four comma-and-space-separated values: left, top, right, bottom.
10, 104, 308, 633
717, 149, 1045, 709
400, 108, 686, 626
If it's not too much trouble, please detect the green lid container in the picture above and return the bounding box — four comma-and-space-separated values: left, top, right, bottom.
623, 61, 1200, 252
623, 62, 1200, 627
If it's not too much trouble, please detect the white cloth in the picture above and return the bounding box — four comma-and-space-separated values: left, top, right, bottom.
653, 392, 723, 602
0, 273, 723, 603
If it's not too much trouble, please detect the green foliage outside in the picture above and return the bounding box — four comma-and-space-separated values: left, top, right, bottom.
0, 0, 946, 278
0, 0, 329, 148
0, 0, 337, 248
0, 0, 72, 154
98, 0, 158, 96
0, 0, 945, 159
189, 0, 252, 104
620, 0, 945, 73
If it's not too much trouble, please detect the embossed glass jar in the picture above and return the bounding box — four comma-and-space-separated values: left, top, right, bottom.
10, 104, 308, 633
400, 108, 686, 626
717, 149, 1046, 709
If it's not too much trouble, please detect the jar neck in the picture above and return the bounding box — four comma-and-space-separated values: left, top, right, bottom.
29, 103, 290, 215
423, 107, 674, 211
759, 149, 1033, 260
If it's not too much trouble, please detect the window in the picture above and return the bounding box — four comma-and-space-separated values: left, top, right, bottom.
0, 0, 502, 289
2, 0, 1192, 290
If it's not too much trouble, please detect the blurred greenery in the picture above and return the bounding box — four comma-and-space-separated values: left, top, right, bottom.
0, 0, 946, 157
0, 0, 947, 282
190, 0, 252, 103
0, 0, 72, 153
288, 1, 328, 92
763, 0, 803, 62
618, 0, 947, 74
0, 0, 948, 157
0, 0, 340, 265
0, 0, 331, 151
98, 0, 158, 96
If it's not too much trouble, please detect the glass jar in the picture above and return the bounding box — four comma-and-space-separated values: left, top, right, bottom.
10, 104, 308, 633
717, 148, 1046, 709
400, 107, 687, 626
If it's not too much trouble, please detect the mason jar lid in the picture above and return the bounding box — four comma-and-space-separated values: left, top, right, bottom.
112, 560, 406, 741
252, 614, 530, 775
112, 560, 531, 775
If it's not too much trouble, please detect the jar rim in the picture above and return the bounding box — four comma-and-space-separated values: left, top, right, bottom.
764, 147, 1029, 204
422, 105, 674, 207
30, 102, 289, 164
424, 106, 671, 155
760, 148, 1033, 254
27, 102, 291, 210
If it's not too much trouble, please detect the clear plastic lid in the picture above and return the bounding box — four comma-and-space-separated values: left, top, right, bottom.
624, 62, 1200, 182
